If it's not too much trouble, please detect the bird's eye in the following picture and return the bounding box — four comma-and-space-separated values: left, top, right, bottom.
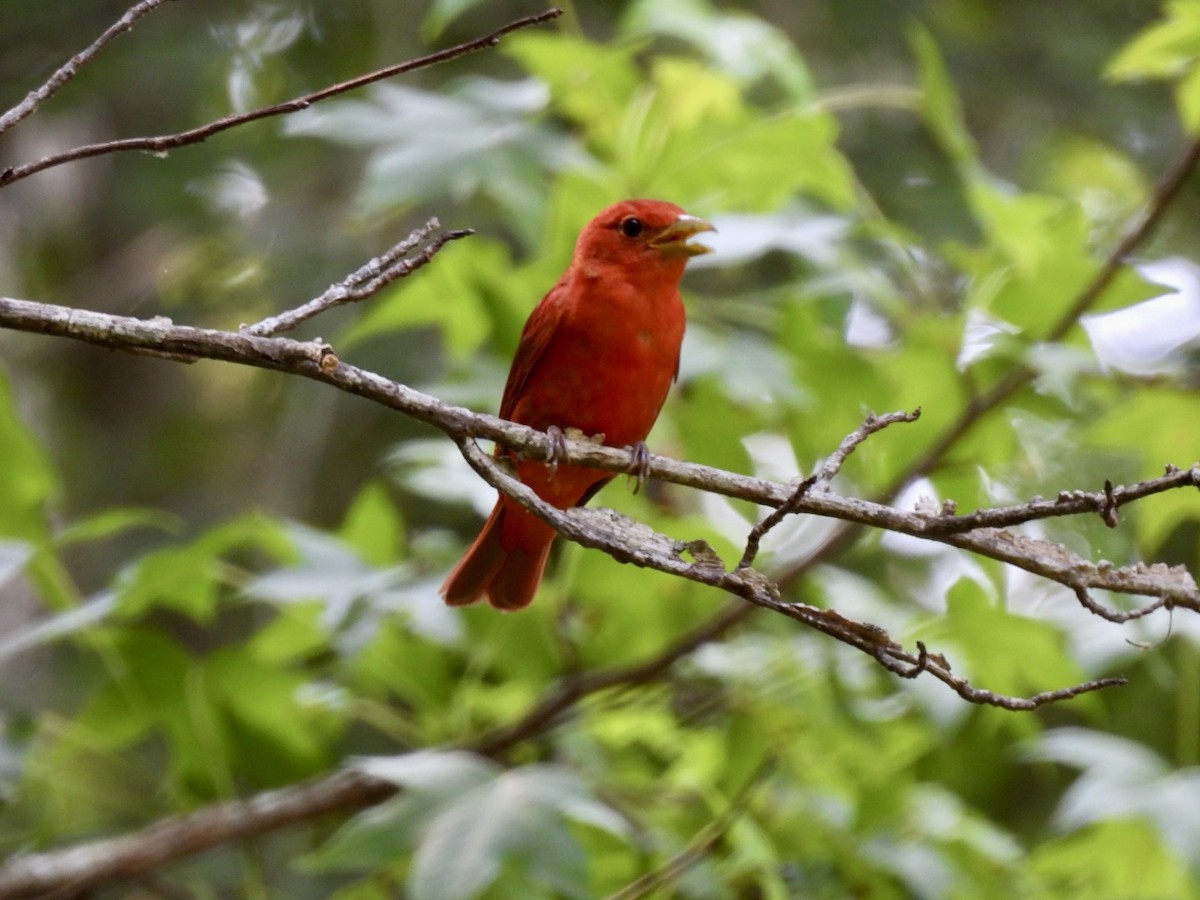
620, 216, 643, 238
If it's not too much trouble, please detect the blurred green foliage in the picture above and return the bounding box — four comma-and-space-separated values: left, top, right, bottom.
2, 0, 1200, 896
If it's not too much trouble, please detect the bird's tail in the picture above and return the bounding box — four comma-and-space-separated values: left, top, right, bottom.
440, 499, 556, 611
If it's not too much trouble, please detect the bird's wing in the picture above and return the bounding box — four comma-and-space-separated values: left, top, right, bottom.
499, 276, 569, 421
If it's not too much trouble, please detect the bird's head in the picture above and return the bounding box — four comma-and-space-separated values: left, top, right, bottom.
573, 200, 715, 277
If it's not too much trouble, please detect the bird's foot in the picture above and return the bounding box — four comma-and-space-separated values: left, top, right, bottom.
545, 425, 569, 476
626, 441, 653, 494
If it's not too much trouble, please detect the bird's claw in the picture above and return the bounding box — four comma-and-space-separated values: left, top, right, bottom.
546, 425, 568, 476
627, 441, 652, 494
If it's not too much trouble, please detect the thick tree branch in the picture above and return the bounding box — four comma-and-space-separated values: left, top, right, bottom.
1, 294, 1196, 614
0, 8, 564, 187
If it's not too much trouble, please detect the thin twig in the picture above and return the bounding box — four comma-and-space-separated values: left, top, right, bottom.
468, 599, 755, 756
240, 221, 474, 337
813, 408, 922, 487
1071, 585, 1169, 624
606, 760, 773, 900
738, 408, 921, 569
891, 135, 1200, 491
1046, 135, 1200, 342
0, 8, 564, 188
737, 475, 817, 570
0, 0, 174, 136
913, 464, 1200, 535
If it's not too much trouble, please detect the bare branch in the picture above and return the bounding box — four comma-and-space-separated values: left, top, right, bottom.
0, 8, 564, 188
1, 295, 1196, 613
737, 474, 817, 570
737, 408, 922, 569
912, 465, 1200, 535
813, 407, 922, 487
1070, 585, 1169, 624
0, 0, 174, 136
0, 770, 396, 899
240, 221, 474, 337
452, 433, 1132, 711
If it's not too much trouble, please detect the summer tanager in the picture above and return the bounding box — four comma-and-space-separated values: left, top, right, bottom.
441, 199, 714, 610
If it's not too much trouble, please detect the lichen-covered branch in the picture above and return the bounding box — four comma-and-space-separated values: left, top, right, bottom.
1, 294, 1196, 618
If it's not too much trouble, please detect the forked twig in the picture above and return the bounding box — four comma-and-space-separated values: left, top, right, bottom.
240, 220, 474, 337
738, 408, 921, 569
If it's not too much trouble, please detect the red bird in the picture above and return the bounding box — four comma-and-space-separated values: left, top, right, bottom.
441, 199, 714, 610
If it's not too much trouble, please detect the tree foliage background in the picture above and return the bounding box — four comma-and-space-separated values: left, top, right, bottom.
2, 0, 1200, 896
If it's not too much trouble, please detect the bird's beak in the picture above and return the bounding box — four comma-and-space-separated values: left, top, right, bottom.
649, 214, 716, 257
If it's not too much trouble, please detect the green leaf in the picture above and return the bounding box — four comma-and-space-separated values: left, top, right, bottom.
960, 182, 1162, 334
54, 507, 182, 548
933, 578, 1085, 700
337, 239, 511, 358
656, 102, 855, 211
911, 26, 976, 165
623, 0, 815, 100
967, 183, 1078, 278
1106, 1, 1200, 81
303, 752, 500, 873
355, 750, 500, 792
341, 482, 404, 567
1178, 62, 1200, 131
505, 34, 642, 155
1028, 728, 1200, 865
286, 78, 584, 231
244, 522, 401, 628
422, 0, 490, 41
313, 756, 629, 896
116, 514, 292, 622
1034, 135, 1148, 233
350, 619, 459, 712
247, 601, 329, 665
1031, 819, 1191, 897
0, 372, 58, 540
205, 647, 335, 782
410, 765, 627, 900
302, 794, 424, 873
73, 629, 193, 755
1085, 388, 1200, 549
